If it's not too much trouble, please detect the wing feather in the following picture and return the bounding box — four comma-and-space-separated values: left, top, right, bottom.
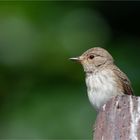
112, 65, 133, 95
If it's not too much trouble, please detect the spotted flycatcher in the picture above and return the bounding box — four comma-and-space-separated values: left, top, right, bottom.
70, 47, 133, 110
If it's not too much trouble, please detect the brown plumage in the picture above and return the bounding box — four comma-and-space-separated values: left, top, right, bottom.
70, 47, 133, 110
112, 65, 133, 95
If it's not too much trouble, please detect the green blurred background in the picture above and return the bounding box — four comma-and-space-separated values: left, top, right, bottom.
0, 1, 140, 139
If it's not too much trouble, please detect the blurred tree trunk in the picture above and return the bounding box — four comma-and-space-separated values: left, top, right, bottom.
93, 95, 140, 140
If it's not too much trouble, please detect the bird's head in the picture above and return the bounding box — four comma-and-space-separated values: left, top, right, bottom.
70, 47, 114, 73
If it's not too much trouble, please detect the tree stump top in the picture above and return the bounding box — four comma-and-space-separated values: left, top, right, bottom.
94, 95, 140, 140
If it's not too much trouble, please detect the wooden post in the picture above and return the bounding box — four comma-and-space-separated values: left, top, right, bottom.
93, 95, 140, 140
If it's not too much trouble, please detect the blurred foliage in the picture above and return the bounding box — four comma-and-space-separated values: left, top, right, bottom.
0, 1, 139, 139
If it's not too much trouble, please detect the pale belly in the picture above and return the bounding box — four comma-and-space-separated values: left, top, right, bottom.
86, 70, 122, 110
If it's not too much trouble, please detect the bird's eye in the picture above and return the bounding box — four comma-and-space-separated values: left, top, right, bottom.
89, 55, 94, 59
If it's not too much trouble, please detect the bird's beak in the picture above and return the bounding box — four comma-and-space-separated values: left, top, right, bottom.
69, 57, 81, 62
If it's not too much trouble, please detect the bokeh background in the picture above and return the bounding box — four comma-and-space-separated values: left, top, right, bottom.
0, 1, 140, 139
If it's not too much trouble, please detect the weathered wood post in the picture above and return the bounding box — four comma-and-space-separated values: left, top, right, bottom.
93, 95, 140, 140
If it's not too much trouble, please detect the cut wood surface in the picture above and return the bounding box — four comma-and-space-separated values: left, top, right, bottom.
93, 95, 140, 140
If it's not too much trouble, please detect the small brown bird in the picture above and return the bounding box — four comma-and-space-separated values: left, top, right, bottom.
70, 47, 133, 110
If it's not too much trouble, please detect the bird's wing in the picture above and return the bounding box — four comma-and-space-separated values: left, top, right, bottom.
112, 66, 133, 95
